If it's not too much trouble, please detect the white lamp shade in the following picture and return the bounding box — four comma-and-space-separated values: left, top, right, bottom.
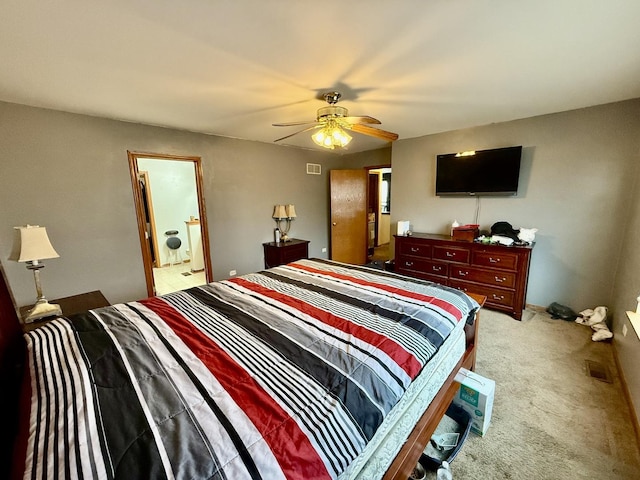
9, 225, 59, 262
285, 204, 296, 218
273, 205, 287, 219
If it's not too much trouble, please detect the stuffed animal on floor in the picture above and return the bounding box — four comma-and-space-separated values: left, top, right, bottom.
575, 306, 613, 341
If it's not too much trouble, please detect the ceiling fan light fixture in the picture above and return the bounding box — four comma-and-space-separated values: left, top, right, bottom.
274, 91, 397, 148
312, 122, 352, 149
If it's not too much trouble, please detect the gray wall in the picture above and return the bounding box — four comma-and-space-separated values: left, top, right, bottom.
390, 99, 640, 311
0, 101, 365, 306
2, 98, 639, 422
611, 156, 640, 425
390, 98, 640, 422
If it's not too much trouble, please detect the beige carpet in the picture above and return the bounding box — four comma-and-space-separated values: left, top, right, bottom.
424, 308, 640, 479
370, 243, 391, 262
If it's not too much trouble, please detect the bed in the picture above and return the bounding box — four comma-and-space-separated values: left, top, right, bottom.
2, 258, 483, 479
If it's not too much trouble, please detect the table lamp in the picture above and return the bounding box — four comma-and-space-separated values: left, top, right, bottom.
9, 225, 62, 323
272, 204, 296, 242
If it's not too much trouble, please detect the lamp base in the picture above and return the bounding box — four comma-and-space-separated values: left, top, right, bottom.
23, 300, 62, 324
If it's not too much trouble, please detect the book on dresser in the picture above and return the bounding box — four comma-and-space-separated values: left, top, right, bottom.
395, 233, 533, 320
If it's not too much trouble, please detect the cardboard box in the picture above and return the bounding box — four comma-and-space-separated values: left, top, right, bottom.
453, 368, 495, 436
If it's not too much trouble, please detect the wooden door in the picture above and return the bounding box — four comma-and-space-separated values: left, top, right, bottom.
138, 171, 160, 268
330, 169, 368, 264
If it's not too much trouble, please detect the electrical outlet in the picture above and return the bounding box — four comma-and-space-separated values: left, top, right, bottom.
321, 247, 327, 253
623, 323, 628, 337
229, 270, 237, 276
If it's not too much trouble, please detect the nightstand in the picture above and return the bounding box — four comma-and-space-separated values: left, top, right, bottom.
263, 239, 310, 268
21, 290, 110, 332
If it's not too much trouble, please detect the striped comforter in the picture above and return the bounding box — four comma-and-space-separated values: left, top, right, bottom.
17, 259, 479, 480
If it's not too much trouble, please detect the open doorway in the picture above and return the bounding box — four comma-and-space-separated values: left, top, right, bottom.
366, 166, 392, 263
128, 151, 213, 296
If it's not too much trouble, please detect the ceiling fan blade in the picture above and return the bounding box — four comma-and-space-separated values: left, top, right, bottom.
274, 125, 322, 143
343, 116, 381, 125
349, 123, 399, 142
272, 120, 318, 127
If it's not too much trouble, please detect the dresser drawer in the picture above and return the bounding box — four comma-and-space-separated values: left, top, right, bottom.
397, 267, 449, 285
472, 249, 519, 271
420, 273, 449, 285
449, 280, 515, 308
419, 259, 448, 277
433, 245, 470, 264
281, 243, 308, 263
450, 265, 517, 289
397, 257, 447, 277
398, 240, 432, 259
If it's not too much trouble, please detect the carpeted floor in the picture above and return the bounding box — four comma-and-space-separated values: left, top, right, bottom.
424, 308, 640, 479
370, 243, 391, 262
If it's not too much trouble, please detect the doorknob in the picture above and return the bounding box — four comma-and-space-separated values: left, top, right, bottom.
332, 222, 337, 226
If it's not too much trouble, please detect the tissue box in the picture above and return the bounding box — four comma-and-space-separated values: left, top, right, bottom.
397, 220, 411, 236
453, 368, 495, 436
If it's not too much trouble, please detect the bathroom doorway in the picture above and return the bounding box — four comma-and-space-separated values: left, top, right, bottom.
128, 151, 213, 296
366, 166, 392, 263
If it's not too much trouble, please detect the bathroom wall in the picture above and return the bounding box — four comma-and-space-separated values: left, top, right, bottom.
137, 158, 200, 266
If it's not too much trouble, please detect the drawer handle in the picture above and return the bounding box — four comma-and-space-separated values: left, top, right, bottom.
489, 257, 500, 263
458, 271, 468, 276
410, 247, 419, 252
446, 252, 454, 257
495, 276, 507, 283
432, 266, 442, 272
405, 261, 414, 267
492, 294, 505, 300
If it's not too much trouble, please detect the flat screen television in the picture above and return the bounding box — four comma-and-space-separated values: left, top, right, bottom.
435, 146, 522, 196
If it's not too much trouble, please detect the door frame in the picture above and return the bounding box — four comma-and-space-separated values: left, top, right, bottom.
128, 151, 213, 296
365, 164, 391, 249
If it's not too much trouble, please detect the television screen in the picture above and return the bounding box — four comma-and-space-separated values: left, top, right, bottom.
435, 146, 522, 196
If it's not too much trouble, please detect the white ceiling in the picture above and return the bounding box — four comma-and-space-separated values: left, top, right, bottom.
2, 1, 639, 153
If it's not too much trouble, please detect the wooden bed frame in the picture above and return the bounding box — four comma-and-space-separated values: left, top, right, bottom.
384, 292, 484, 479
0, 261, 484, 479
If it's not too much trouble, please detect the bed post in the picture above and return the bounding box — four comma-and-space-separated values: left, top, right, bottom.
0, 261, 24, 478
464, 293, 484, 372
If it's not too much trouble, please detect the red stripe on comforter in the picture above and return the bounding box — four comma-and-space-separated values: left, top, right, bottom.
141, 296, 331, 480
229, 277, 422, 379
290, 263, 463, 320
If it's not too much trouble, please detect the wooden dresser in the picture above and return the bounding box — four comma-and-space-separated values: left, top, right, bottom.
395, 233, 533, 320
263, 239, 310, 269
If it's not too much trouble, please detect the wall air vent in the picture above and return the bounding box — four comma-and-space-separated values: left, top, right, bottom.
306, 163, 321, 175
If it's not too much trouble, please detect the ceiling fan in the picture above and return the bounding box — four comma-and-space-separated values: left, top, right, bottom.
273, 91, 398, 150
